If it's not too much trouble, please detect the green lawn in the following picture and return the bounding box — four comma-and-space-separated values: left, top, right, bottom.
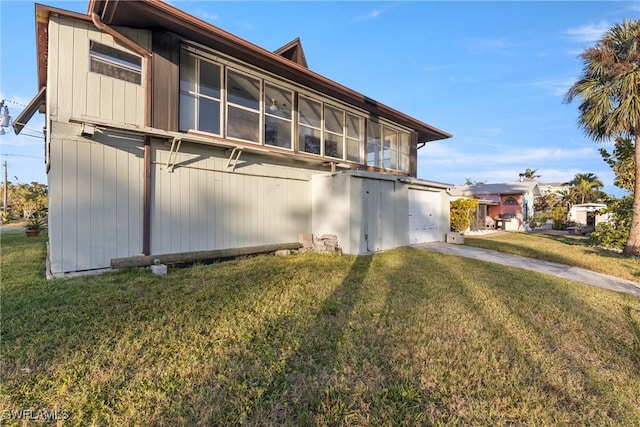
465, 232, 640, 283
1, 228, 640, 426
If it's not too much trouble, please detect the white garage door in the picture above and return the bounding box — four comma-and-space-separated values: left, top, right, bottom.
408, 189, 441, 243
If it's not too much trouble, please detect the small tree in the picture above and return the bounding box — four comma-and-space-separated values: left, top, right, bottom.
450, 198, 479, 233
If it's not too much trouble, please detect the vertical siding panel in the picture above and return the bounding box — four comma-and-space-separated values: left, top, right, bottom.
214, 164, 223, 249
115, 148, 129, 255
100, 78, 113, 121
112, 80, 126, 123
48, 138, 64, 273
48, 18, 60, 121
91, 142, 105, 268
57, 20, 74, 122
103, 145, 117, 262
62, 139, 78, 272
169, 166, 180, 251
72, 21, 88, 119
76, 140, 92, 270
128, 147, 142, 255
86, 73, 101, 118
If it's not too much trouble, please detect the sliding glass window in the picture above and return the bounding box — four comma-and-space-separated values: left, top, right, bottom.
179, 50, 222, 134
264, 83, 293, 149
227, 69, 261, 143
299, 96, 322, 155
346, 113, 363, 163
324, 105, 344, 159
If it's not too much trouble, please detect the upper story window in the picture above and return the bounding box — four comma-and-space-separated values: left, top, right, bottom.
298, 96, 322, 155
367, 120, 410, 173
179, 50, 222, 134
178, 45, 410, 172
504, 196, 518, 205
264, 83, 293, 149
89, 41, 142, 84
227, 70, 260, 143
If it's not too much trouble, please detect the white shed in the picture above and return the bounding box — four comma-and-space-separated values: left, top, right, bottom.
311, 171, 450, 255
568, 203, 608, 228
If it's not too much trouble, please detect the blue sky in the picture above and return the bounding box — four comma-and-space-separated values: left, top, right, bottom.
1, 1, 638, 197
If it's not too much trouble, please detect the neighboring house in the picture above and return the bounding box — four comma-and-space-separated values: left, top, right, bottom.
16, 0, 452, 276
568, 203, 608, 230
450, 181, 541, 231
537, 181, 570, 196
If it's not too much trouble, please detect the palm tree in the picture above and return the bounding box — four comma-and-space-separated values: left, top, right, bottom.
564, 19, 640, 255
521, 168, 541, 180
563, 173, 604, 204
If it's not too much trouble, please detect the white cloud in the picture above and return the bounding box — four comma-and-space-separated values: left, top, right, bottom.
195, 9, 219, 22
465, 37, 512, 54
516, 78, 575, 97
352, 8, 384, 22
565, 22, 609, 43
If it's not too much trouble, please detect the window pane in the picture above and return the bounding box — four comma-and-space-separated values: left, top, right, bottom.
347, 138, 361, 163
179, 92, 196, 131
265, 116, 292, 149
299, 126, 321, 155
299, 97, 321, 128
180, 51, 196, 93
228, 106, 259, 142
200, 60, 221, 99
383, 126, 398, 169
325, 133, 343, 159
198, 97, 220, 134
324, 105, 343, 134
367, 121, 381, 167
399, 132, 410, 172
227, 70, 260, 110
346, 113, 361, 139
265, 84, 293, 119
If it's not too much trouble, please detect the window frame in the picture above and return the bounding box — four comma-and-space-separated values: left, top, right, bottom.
179, 49, 223, 135
179, 42, 414, 171
89, 40, 142, 85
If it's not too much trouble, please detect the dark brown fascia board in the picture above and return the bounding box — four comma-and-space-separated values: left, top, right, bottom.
35, 4, 94, 90
91, 0, 452, 142
12, 86, 46, 135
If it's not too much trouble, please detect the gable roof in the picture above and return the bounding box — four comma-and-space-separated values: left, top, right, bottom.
274, 38, 308, 68
77, 0, 450, 143
450, 181, 541, 198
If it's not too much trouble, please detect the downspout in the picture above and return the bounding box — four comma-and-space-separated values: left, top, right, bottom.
91, 13, 153, 255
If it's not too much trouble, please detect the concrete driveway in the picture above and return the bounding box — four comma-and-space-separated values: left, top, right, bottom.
415, 242, 640, 298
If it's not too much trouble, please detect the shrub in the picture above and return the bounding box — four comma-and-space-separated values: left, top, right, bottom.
590, 196, 631, 250
450, 198, 479, 233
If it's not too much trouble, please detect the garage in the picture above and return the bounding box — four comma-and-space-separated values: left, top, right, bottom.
312, 171, 451, 254
408, 189, 442, 243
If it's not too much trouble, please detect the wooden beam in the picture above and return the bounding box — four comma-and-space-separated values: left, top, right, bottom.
111, 242, 303, 269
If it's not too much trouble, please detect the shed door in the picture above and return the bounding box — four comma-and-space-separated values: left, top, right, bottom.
408, 189, 440, 243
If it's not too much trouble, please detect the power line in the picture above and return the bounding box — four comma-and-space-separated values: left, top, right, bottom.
0, 153, 44, 159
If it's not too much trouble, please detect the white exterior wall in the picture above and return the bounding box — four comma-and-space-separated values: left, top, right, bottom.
312, 172, 447, 255
48, 123, 144, 274
150, 140, 317, 255
47, 15, 149, 127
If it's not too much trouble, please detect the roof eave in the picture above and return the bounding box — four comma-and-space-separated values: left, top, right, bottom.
90, 0, 452, 141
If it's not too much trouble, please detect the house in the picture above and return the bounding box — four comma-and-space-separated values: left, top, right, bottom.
450, 180, 541, 231
568, 203, 608, 231
16, 0, 452, 276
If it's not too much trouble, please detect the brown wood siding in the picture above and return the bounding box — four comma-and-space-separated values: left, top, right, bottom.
152, 31, 180, 131
409, 131, 418, 178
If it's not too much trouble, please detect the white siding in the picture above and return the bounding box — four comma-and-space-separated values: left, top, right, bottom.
150, 140, 315, 255
48, 123, 143, 274
48, 15, 148, 127
312, 172, 443, 255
